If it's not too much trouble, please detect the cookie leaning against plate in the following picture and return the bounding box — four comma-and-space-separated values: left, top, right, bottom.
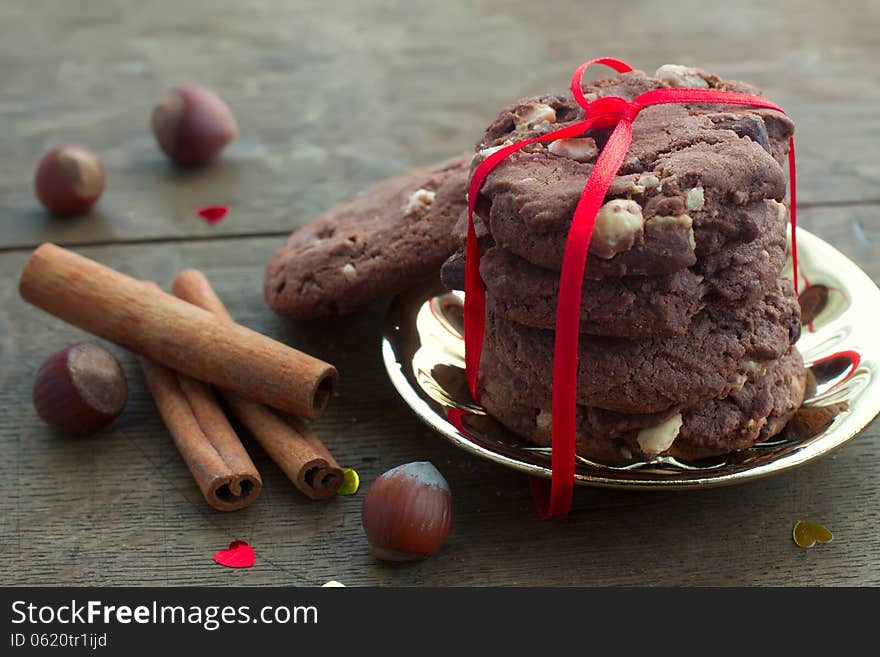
264, 154, 469, 319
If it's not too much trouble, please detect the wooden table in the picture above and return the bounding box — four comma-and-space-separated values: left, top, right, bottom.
2, 0, 878, 586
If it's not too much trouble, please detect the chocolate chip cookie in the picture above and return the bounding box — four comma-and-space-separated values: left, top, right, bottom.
479, 142, 785, 274
480, 199, 787, 336
472, 66, 793, 274
478, 345, 806, 463
484, 278, 800, 414
264, 154, 469, 319
482, 247, 704, 338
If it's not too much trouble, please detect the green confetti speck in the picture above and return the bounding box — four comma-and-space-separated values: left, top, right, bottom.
339, 467, 360, 495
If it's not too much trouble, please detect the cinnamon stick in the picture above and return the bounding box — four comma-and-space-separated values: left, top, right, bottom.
140, 357, 262, 511
172, 270, 343, 500
19, 243, 336, 420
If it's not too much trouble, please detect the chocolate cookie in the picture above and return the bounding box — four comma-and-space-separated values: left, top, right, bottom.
471, 66, 793, 274
264, 154, 469, 318
482, 247, 704, 338
478, 66, 793, 170
479, 143, 785, 274
484, 278, 800, 414
478, 345, 805, 463
696, 200, 788, 303
480, 199, 787, 337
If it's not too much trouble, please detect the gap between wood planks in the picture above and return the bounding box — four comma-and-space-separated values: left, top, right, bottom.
0, 229, 292, 254
0, 198, 878, 255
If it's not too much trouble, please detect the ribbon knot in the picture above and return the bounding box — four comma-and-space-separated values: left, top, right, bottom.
581, 95, 641, 128
463, 58, 798, 519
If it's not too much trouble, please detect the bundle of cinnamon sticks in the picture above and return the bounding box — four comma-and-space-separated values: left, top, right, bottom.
19, 243, 345, 511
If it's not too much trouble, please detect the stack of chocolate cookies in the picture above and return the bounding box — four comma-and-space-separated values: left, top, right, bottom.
443, 64, 806, 463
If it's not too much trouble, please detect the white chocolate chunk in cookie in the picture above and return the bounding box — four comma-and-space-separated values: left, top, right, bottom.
514, 102, 557, 131
478, 144, 505, 159
342, 263, 357, 281
743, 360, 767, 378
536, 409, 553, 430
475, 140, 514, 163
404, 188, 436, 216
590, 199, 645, 259
771, 199, 787, 222
633, 173, 661, 194
685, 186, 705, 211
655, 64, 710, 89
636, 413, 683, 456
548, 137, 598, 162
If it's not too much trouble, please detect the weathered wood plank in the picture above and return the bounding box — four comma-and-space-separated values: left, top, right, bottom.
1, 0, 879, 249
0, 206, 877, 585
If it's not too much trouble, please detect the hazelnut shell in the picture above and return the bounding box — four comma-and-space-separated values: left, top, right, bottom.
33, 145, 105, 216
361, 461, 452, 561
151, 86, 238, 165
32, 342, 128, 436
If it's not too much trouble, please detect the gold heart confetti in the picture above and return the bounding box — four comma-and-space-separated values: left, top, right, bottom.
792, 520, 833, 548
338, 468, 360, 495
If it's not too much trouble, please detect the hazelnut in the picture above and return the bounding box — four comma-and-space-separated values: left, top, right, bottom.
151, 86, 238, 165
33, 145, 105, 216
655, 64, 710, 89
590, 199, 645, 259
32, 342, 128, 436
547, 137, 598, 163
514, 102, 556, 131
404, 188, 436, 216
361, 461, 452, 561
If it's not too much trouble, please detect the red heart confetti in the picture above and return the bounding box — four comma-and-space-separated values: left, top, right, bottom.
213, 540, 255, 568
196, 205, 229, 224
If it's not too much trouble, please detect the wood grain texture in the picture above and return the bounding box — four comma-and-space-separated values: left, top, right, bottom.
1, 0, 878, 587
1, 205, 878, 586
1, 0, 879, 249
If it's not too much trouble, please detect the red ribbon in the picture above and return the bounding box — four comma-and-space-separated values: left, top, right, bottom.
464, 58, 798, 519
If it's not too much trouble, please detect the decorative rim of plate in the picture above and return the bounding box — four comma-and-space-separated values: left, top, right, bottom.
381, 228, 880, 490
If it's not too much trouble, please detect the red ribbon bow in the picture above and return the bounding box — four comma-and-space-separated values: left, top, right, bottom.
464, 58, 798, 518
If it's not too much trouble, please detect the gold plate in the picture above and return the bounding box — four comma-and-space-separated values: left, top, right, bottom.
381, 229, 880, 489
